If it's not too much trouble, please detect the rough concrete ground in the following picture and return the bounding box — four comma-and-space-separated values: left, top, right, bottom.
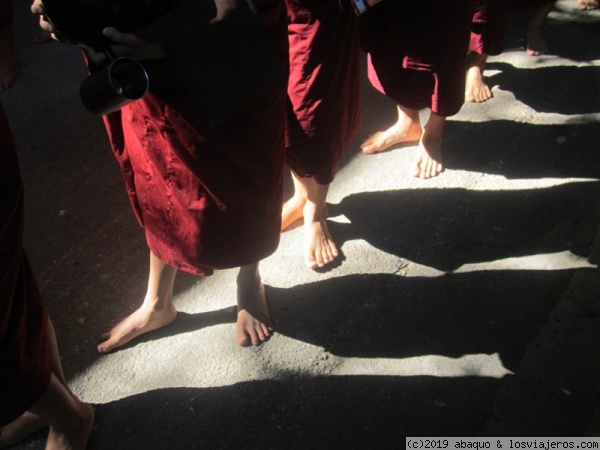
1, 0, 599, 448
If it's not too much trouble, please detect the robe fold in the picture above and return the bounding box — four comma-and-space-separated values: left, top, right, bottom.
103, 0, 288, 276
0, 102, 51, 427
361, 0, 477, 117
284, 0, 361, 185
470, 0, 513, 56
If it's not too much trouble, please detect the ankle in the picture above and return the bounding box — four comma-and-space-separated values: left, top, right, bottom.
303, 201, 329, 223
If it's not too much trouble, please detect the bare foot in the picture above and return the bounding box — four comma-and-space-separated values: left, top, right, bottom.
526, 29, 548, 56
304, 220, 338, 269
361, 120, 422, 154
97, 302, 177, 353
0, 412, 47, 448
281, 195, 305, 231
236, 266, 272, 346
412, 134, 443, 179
466, 65, 493, 103
578, 0, 598, 9
46, 399, 94, 450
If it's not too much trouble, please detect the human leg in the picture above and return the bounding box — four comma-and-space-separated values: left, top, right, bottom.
236, 262, 272, 346
97, 250, 178, 353
465, 51, 493, 102
360, 104, 422, 154
2, 377, 93, 450
281, 169, 308, 231
282, 171, 339, 269
300, 174, 338, 269
28, 373, 93, 450
0, 318, 92, 448
526, 1, 556, 56
412, 111, 446, 179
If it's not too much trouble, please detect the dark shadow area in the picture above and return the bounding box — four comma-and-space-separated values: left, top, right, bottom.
268, 270, 578, 371
87, 377, 500, 448
329, 183, 600, 272
444, 120, 600, 179
543, 19, 600, 61
17, 373, 597, 449
485, 62, 600, 115
502, 10, 600, 62
108, 266, 582, 373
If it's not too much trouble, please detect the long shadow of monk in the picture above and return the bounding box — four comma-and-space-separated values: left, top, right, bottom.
86, 375, 505, 449
121, 183, 600, 354
109, 265, 582, 373
19, 266, 598, 448
502, 12, 600, 62
268, 269, 581, 371
484, 62, 600, 115
328, 183, 600, 273
443, 120, 600, 179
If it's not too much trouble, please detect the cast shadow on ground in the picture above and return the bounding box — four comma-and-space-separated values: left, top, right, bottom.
328, 183, 600, 272
19, 368, 596, 449
106, 264, 582, 375
107, 183, 600, 359
268, 270, 579, 370
502, 13, 600, 62
543, 19, 600, 62
444, 120, 600, 180
485, 62, 600, 115
21, 375, 505, 449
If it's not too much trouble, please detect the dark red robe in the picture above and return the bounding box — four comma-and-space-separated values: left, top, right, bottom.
102, 0, 288, 276
0, 0, 12, 28
0, 102, 51, 426
362, 0, 478, 117
284, 0, 361, 185
470, 0, 513, 56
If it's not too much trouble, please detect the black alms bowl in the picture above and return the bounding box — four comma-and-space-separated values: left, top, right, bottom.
42, 0, 172, 46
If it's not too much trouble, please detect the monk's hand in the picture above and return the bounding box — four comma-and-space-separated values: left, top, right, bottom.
80, 27, 166, 66
30, 0, 62, 42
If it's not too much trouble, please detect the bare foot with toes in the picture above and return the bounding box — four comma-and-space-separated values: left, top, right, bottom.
46, 397, 94, 450
412, 135, 444, 179
304, 219, 338, 269
578, 0, 598, 9
466, 65, 493, 103
361, 121, 422, 154
97, 302, 177, 353
236, 265, 273, 346
526, 29, 547, 56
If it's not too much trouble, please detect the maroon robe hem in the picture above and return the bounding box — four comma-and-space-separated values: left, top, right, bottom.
284, 0, 361, 185
362, 0, 477, 117
102, 0, 288, 277
470, 0, 512, 56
